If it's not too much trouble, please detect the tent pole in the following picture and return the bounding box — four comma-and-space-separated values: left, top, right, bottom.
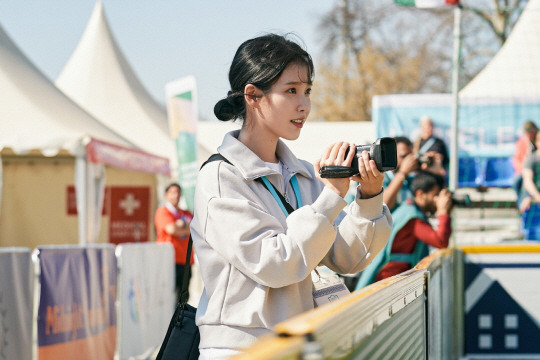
76, 155, 88, 245
449, 5, 462, 192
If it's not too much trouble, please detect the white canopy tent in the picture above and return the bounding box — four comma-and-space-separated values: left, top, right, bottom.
55, 1, 177, 175
460, 0, 540, 98
0, 23, 169, 246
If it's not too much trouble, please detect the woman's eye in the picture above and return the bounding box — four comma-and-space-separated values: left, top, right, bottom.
287, 88, 297, 94
305, 88, 312, 95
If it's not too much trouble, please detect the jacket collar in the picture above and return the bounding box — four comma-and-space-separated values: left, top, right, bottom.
218, 130, 313, 181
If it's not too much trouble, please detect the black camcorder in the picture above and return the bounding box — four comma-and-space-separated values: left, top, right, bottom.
319, 137, 397, 178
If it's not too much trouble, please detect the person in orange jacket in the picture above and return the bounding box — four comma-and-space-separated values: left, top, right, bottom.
154, 183, 193, 302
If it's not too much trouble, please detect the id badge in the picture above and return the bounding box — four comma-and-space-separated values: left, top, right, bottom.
312, 269, 350, 307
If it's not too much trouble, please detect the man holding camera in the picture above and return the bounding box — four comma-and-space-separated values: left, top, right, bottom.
356, 170, 453, 287
383, 136, 419, 211
413, 115, 449, 177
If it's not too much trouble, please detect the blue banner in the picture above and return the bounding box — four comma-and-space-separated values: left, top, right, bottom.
373, 94, 540, 187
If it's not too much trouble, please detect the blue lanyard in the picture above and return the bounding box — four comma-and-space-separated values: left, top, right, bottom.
260, 175, 302, 216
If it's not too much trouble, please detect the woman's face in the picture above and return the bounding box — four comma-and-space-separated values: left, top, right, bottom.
254, 63, 311, 142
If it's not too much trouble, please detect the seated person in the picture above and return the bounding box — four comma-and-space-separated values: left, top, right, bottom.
356, 170, 453, 288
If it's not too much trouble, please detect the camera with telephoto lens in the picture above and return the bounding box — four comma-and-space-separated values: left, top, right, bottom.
319, 137, 397, 178
451, 193, 471, 207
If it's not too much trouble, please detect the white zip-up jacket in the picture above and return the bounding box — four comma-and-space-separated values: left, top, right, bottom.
191, 130, 392, 350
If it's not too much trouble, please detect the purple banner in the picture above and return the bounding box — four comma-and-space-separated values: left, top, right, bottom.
37, 245, 117, 360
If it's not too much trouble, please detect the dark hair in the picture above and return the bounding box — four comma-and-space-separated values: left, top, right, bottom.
394, 136, 412, 148
524, 120, 538, 132
214, 33, 314, 121
410, 170, 445, 195
165, 183, 181, 193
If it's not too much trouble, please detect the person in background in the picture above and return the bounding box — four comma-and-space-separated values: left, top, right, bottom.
513, 120, 538, 208
190, 33, 392, 359
383, 136, 419, 211
356, 170, 452, 288
154, 183, 193, 303
413, 115, 449, 177
520, 130, 540, 212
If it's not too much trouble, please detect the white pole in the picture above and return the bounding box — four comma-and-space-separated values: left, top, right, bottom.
75, 155, 88, 245
449, 5, 462, 191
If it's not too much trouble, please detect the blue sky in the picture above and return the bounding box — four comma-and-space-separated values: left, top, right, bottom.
0, 0, 335, 121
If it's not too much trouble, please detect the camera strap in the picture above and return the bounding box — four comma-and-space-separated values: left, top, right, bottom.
258, 175, 302, 216
418, 137, 436, 155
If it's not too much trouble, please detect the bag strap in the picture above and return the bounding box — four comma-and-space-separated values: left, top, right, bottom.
179, 235, 193, 304
178, 153, 231, 305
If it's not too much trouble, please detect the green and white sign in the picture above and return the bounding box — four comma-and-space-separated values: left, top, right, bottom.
165, 76, 198, 212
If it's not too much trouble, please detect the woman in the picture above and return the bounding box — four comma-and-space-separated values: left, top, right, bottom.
191, 33, 392, 359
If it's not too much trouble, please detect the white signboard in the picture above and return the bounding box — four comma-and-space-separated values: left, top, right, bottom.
115, 243, 175, 359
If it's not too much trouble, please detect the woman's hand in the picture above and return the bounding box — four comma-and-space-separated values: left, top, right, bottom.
314, 142, 356, 198
350, 151, 384, 199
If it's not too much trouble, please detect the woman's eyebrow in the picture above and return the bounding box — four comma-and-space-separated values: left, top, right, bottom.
283, 80, 313, 86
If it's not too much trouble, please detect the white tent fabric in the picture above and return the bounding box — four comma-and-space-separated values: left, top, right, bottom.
460, 0, 540, 98
0, 24, 135, 156
55, 1, 177, 171
0, 22, 166, 244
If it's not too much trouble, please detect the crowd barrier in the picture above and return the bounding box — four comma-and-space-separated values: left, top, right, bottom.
0, 243, 175, 360
5, 243, 539, 359
234, 244, 540, 360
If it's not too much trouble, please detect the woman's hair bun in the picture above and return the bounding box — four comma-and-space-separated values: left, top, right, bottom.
213, 91, 244, 121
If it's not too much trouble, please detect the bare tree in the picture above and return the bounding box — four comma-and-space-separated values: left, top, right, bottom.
463, 0, 528, 44
311, 0, 529, 122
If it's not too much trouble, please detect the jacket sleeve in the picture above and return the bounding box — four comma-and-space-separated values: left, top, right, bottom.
319, 189, 393, 275
202, 185, 349, 288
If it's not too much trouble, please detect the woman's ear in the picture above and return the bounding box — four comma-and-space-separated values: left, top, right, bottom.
244, 84, 262, 107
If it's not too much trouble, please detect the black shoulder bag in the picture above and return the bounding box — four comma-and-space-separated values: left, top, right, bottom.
156, 153, 230, 360
155, 234, 199, 360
